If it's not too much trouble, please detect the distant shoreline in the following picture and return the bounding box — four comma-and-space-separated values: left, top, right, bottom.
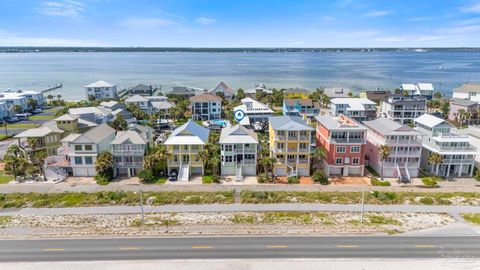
1, 47, 480, 53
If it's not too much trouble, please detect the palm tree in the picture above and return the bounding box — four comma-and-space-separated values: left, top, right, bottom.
434, 91, 443, 100
3, 145, 27, 179
95, 151, 114, 180
465, 111, 472, 126
311, 147, 327, 170
457, 109, 466, 126
378, 144, 391, 181
56, 94, 62, 100
27, 99, 37, 111
12, 105, 22, 114
47, 95, 54, 105
428, 153, 443, 176
34, 150, 47, 181
198, 149, 210, 173
260, 157, 276, 178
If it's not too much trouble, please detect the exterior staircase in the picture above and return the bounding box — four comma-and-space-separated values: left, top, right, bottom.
286, 161, 298, 178
235, 163, 243, 181
178, 163, 190, 182
397, 163, 410, 183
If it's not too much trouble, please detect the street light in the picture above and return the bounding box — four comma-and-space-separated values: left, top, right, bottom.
134, 190, 144, 223
360, 186, 365, 223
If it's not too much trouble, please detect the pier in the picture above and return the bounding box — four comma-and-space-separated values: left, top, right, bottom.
41, 83, 62, 93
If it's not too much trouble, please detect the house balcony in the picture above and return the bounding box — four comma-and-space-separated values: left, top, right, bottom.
112, 149, 145, 155
115, 162, 143, 167
331, 138, 365, 144
443, 158, 475, 164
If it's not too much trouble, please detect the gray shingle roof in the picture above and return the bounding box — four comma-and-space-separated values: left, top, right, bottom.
363, 117, 419, 136
219, 124, 258, 144
269, 116, 314, 131
73, 123, 115, 144
450, 98, 478, 107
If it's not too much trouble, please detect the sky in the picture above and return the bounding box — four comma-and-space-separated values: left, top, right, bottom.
1, 0, 480, 47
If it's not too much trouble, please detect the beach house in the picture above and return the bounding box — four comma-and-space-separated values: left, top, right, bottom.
210, 81, 236, 100
283, 99, 321, 118
380, 94, 427, 124
414, 114, 476, 177
363, 117, 423, 181
401, 83, 434, 100
164, 120, 210, 181
330, 98, 377, 122
284, 88, 310, 99
315, 114, 367, 176
85, 80, 118, 100
448, 98, 479, 125
269, 116, 314, 177
190, 93, 222, 121
112, 130, 150, 177
233, 97, 274, 126
219, 125, 258, 180
452, 83, 480, 102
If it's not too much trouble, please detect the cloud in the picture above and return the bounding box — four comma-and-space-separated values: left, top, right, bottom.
119, 18, 176, 28
460, 2, 480, 13
196, 17, 216, 25
365, 10, 392, 17
38, 0, 85, 19
0, 29, 105, 46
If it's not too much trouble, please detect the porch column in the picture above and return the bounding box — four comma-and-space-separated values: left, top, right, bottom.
458, 164, 463, 177
446, 165, 450, 177
127, 168, 131, 178
469, 164, 474, 177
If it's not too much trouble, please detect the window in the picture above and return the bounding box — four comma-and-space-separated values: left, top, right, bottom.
74, 145, 82, 151
225, 156, 233, 162
336, 146, 346, 153
352, 157, 359, 164
74, 157, 83, 165
225, 145, 233, 151
85, 145, 93, 151
344, 157, 350, 164
350, 146, 360, 153
335, 158, 342, 164
85, 157, 93, 164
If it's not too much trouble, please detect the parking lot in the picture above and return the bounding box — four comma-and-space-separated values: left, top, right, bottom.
0, 107, 61, 136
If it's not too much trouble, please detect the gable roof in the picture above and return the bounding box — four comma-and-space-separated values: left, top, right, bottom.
414, 114, 450, 128
211, 81, 235, 96
100, 100, 119, 108
269, 116, 314, 131
170, 86, 199, 95
324, 87, 350, 98
234, 97, 273, 113
164, 120, 210, 145
112, 130, 148, 144
85, 80, 115, 88
151, 101, 175, 110
219, 124, 258, 144
284, 88, 310, 95
454, 83, 480, 93
190, 92, 222, 102
54, 114, 79, 121
72, 123, 115, 144
130, 84, 151, 91
14, 125, 64, 138
125, 94, 149, 103
284, 99, 320, 108
363, 117, 420, 136
450, 98, 478, 107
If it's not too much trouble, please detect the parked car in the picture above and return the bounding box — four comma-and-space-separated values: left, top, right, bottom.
7, 117, 19, 123
32, 109, 43, 114
168, 170, 178, 181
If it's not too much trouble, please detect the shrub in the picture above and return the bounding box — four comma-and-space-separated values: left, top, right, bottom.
202, 175, 213, 184
419, 197, 435, 205
312, 170, 329, 185
95, 174, 111, 185
475, 168, 480, 182
287, 176, 299, 184
422, 177, 438, 188
257, 173, 268, 183
138, 169, 155, 183
371, 178, 391, 186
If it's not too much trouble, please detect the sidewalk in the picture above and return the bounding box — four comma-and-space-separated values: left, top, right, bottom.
1, 203, 480, 216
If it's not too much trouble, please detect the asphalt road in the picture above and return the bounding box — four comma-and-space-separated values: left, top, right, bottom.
0, 236, 478, 262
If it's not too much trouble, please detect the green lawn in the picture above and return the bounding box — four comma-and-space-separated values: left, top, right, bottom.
0, 171, 14, 184
29, 115, 55, 120
6, 123, 40, 129
0, 135, 12, 141
151, 177, 168, 185
43, 108, 60, 113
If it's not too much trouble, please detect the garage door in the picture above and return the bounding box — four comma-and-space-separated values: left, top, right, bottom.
242, 166, 256, 176
298, 168, 309, 176
329, 166, 341, 175
74, 167, 96, 177
191, 167, 202, 175
222, 166, 235, 175
274, 168, 287, 176
348, 166, 363, 176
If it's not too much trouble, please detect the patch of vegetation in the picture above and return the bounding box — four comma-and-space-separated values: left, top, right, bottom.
0, 216, 12, 226
240, 191, 480, 206
365, 165, 380, 177
312, 170, 329, 185
367, 214, 402, 226
371, 177, 391, 186
263, 212, 314, 224
462, 213, 480, 225
0, 191, 234, 208
202, 175, 214, 184
0, 170, 15, 184
6, 123, 40, 129
422, 177, 439, 188
29, 115, 55, 120
419, 197, 435, 205
230, 213, 257, 224
287, 176, 299, 184
0, 135, 13, 141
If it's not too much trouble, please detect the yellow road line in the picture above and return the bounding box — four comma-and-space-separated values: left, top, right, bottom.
43, 248, 65, 252
191, 246, 213, 249
118, 246, 141, 250
337, 245, 358, 249
415, 245, 436, 249
266, 245, 288, 249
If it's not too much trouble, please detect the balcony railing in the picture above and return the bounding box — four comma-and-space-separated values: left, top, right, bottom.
115, 162, 143, 167
112, 149, 145, 155
443, 158, 475, 164
331, 138, 365, 144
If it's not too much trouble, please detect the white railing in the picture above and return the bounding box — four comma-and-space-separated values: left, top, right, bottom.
112, 149, 145, 155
